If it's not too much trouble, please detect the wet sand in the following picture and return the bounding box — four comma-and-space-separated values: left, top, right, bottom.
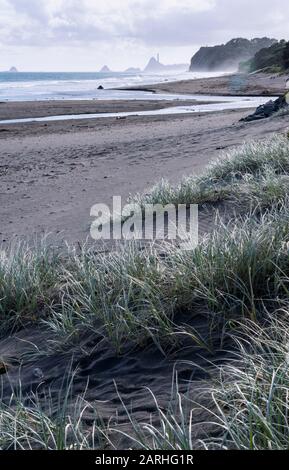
0, 97, 211, 121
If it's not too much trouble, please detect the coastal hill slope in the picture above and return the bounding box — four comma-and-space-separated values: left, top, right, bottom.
243, 40, 289, 73
190, 37, 276, 72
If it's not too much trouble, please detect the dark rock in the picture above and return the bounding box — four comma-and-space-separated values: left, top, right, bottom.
241, 95, 288, 122
98, 85, 104, 90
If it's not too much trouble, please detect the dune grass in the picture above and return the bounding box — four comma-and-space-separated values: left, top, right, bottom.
3, 205, 289, 348
206, 313, 289, 450
0, 239, 61, 336
0, 371, 106, 450
1, 134, 289, 449
40, 200, 289, 352
108, 311, 289, 450
130, 134, 289, 209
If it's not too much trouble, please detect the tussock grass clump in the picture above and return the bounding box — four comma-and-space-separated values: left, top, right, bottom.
130, 135, 289, 210
110, 381, 197, 450
130, 177, 231, 206
275, 106, 289, 117
206, 314, 289, 450
0, 239, 61, 334
205, 135, 289, 181
168, 203, 289, 320
54, 243, 174, 349
235, 168, 289, 209
0, 374, 105, 450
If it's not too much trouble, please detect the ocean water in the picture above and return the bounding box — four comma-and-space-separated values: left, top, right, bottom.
0, 70, 227, 101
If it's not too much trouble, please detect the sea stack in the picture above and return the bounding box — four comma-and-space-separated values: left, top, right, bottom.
144, 56, 166, 73
100, 65, 111, 73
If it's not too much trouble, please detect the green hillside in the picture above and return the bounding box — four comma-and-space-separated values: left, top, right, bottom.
241, 40, 289, 73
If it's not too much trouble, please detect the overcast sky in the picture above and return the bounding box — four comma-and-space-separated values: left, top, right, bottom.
0, 0, 287, 71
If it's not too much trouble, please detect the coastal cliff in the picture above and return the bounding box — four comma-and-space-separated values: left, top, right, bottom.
190, 37, 276, 72
243, 40, 289, 73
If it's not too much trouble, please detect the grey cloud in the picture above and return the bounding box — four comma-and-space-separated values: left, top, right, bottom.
2, 0, 110, 46
127, 0, 287, 46
8, 0, 49, 24
1, 0, 288, 49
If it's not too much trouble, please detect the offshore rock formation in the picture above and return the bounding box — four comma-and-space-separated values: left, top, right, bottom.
144, 57, 166, 73
144, 57, 188, 73
100, 65, 111, 73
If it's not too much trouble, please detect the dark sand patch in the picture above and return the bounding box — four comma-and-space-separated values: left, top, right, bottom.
0, 309, 233, 447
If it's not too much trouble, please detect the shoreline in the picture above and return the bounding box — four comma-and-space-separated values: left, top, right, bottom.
0, 72, 286, 122
120, 72, 287, 97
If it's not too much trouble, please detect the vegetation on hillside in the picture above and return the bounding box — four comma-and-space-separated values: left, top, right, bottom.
240, 40, 289, 73
190, 37, 276, 72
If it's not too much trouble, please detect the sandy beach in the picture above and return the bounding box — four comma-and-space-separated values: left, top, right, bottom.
0, 73, 288, 246
123, 72, 287, 96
